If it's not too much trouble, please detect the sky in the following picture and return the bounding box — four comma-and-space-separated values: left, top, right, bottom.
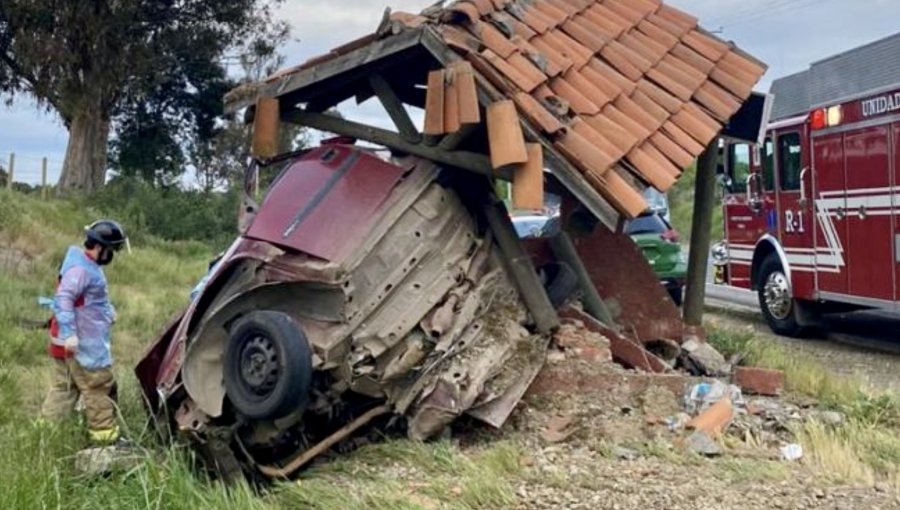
2, 0, 899, 184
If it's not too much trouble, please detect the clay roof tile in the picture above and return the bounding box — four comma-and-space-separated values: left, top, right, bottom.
549, 75, 600, 115
626, 145, 677, 191
649, 131, 696, 168
508, 2, 555, 34
571, 117, 627, 161
565, 68, 614, 109
655, 4, 698, 32
586, 4, 631, 37
585, 114, 639, 154
447, 2, 482, 23
533, 0, 571, 25
531, 33, 576, 74
470, 0, 496, 16
550, 29, 595, 68
671, 43, 716, 74
694, 80, 741, 121
636, 79, 682, 113
482, 49, 546, 92
555, 128, 616, 178
512, 35, 563, 77
601, 0, 648, 25
469, 20, 518, 58
646, 13, 689, 38
513, 91, 566, 134
600, 41, 650, 81
561, 16, 612, 53
683, 30, 729, 62
636, 19, 678, 49
589, 58, 636, 96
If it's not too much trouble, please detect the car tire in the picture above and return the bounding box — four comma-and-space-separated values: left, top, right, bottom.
757, 254, 809, 337
540, 262, 579, 309
224, 311, 313, 420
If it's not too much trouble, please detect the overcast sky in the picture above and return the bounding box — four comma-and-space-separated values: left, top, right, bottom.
3, 0, 899, 183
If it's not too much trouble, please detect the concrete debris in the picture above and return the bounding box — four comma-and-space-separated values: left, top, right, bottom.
734, 366, 785, 396
613, 446, 640, 461
685, 430, 723, 456
680, 339, 729, 376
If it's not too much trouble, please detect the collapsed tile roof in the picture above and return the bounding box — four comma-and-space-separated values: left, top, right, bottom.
227, 0, 766, 218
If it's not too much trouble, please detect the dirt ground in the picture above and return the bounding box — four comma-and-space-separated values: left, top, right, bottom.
466, 315, 900, 510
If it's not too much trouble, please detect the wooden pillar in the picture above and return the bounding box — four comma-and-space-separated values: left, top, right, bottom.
41, 157, 48, 199
683, 138, 720, 330
6, 153, 14, 190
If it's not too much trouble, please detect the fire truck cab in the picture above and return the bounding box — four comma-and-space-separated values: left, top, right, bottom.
714, 33, 900, 336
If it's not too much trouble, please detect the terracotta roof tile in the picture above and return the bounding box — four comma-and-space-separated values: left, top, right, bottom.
513, 143, 545, 210
580, 64, 624, 101
600, 41, 649, 81
561, 16, 611, 53
636, 79, 682, 113
649, 131, 696, 168
603, 103, 652, 141
588, 58, 636, 95
587, 168, 648, 218
601, 0, 648, 25
655, 4, 698, 33
512, 35, 563, 77
694, 80, 741, 121
682, 30, 729, 62
470, 0, 496, 16
571, 117, 626, 161
533, 0, 571, 25
482, 49, 545, 92
564, 68, 614, 108
636, 19, 678, 50
531, 33, 576, 74
582, 4, 628, 38
256, 0, 765, 219
513, 92, 566, 134
626, 145, 677, 191
662, 120, 706, 155
646, 13, 689, 38
550, 75, 600, 115
447, 2, 482, 23
671, 43, 715, 74
550, 29, 595, 68
487, 100, 529, 168
585, 114, 639, 154
508, 3, 555, 34
555, 128, 616, 178
469, 21, 518, 58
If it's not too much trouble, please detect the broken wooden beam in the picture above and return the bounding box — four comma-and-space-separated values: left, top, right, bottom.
368, 74, 422, 143
483, 195, 559, 334
281, 109, 511, 180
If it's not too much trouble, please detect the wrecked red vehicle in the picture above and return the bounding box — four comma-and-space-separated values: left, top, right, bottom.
136, 145, 553, 478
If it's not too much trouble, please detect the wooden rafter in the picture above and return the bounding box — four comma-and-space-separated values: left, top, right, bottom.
368, 74, 422, 143
281, 109, 511, 181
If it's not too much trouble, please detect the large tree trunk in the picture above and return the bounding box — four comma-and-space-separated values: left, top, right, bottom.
58, 111, 110, 194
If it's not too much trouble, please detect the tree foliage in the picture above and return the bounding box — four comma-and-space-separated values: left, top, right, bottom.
0, 0, 285, 192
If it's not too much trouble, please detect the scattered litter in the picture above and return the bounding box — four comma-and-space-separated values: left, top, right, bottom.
665, 413, 691, 432
779, 443, 804, 461
74, 446, 143, 476
684, 381, 744, 415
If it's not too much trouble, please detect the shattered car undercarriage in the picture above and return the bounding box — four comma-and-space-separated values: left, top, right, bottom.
137, 147, 552, 479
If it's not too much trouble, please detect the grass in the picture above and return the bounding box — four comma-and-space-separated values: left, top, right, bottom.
707, 323, 900, 489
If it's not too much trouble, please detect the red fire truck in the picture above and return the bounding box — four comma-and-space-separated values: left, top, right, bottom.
714, 33, 900, 336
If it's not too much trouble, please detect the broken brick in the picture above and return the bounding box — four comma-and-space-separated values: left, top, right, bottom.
734, 366, 785, 396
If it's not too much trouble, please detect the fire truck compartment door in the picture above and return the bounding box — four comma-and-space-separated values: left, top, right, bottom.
812, 133, 849, 296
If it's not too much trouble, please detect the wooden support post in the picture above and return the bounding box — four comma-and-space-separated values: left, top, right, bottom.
484, 195, 559, 334
550, 232, 617, 328
368, 74, 422, 144
41, 157, 48, 199
6, 153, 13, 190
282, 109, 512, 180
437, 123, 478, 151
683, 139, 719, 330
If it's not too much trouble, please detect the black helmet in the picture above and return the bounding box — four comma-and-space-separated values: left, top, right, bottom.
85, 220, 129, 251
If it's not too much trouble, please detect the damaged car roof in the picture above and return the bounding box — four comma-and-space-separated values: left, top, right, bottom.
225, 0, 765, 221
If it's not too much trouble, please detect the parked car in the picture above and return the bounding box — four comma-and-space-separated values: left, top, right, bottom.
625, 212, 687, 306
136, 145, 550, 480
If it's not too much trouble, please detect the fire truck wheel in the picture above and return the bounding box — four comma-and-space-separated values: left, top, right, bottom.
224, 311, 313, 420
758, 255, 807, 337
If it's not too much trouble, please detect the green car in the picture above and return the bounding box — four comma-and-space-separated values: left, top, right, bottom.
625, 213, 687, 306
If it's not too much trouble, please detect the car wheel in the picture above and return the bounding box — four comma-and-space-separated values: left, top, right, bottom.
224, 311, 313, 420
540, 262, 579, 309
757, 254, 808, 337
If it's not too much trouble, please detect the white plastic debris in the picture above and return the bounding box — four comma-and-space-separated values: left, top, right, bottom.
684, 381, 744, 415
779, 443, 804, 461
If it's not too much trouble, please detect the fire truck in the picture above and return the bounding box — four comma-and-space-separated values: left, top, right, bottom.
714, 32, 900, 336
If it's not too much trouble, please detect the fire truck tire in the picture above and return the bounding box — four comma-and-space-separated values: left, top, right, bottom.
757, 255, 808, 337
224, 311, 313, 420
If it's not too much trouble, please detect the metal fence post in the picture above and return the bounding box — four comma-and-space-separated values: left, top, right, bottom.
41, 157, 48, 199
6, 153, 14, 190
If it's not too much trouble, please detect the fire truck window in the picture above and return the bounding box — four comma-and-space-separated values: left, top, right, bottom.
778, 133, 802, 191
762, 138, 775, 191
728, 144, 751, 193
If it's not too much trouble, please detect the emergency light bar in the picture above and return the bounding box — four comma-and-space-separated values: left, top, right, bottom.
810, 105, 843, 130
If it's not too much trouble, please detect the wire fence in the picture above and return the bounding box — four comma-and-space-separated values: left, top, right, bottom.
1, 152, 63, 199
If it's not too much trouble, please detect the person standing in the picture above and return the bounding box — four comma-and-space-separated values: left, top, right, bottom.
40, 220, 128, 444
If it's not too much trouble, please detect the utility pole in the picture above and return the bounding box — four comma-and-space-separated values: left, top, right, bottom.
683, 138, 720, 336
6, 153, 14, 190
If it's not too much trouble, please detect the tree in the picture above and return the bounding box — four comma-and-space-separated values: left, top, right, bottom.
0, 0, 284, 193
